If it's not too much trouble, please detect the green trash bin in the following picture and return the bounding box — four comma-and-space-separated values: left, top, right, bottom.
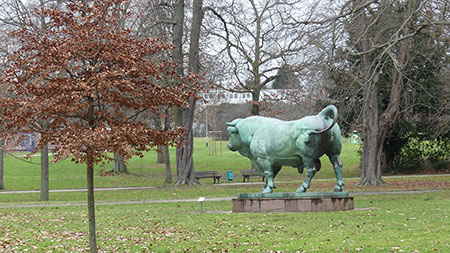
226, 170, 234, 182
351, 133, 360, 144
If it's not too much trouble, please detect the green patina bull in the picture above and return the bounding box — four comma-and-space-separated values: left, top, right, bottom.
227, 105, 344, 194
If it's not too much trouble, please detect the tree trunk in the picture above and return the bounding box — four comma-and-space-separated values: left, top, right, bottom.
40, 142, 49, 201
156, 145, 165, 164
355, 0, 416, 186
175, 0, 203, 185
164, 145, 172, 183
0, 140, 4, 189
172, 0, 184, 129
359, 88, 384, 185
162, 111, 172, 183
188, 0, 203, 75
87, 152, 97, 253
40, 119, 50, 201
251, 88, 261, 115
173, 0, 185, 181
173, 0, 184, 78
354, 0, 383, 185
86, 97, 97, 253
111, 153, 128, 174
175, 99, 199, 185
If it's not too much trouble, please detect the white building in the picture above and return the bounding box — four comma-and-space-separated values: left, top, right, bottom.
201, 89, 294, 106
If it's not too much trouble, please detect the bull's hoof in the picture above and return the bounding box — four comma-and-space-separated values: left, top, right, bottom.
333, 185, 343, 192
296, 185, 307, 193
261, 187, 273, 194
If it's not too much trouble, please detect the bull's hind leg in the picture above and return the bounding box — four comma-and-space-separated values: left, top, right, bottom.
329, 154, 344, 192
296, 159, 319, 193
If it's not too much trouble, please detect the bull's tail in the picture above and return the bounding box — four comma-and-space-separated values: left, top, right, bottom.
310, 105, 338, 135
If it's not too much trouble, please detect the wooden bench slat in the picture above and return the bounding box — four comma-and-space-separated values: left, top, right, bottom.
194, 171, 221, 184
240, 169, 265, 182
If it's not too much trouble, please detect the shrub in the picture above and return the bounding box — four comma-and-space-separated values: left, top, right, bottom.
393, 134, 450, 172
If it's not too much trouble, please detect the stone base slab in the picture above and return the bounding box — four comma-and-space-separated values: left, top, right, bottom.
237, 191, 349, 199
232, 193, 354, 213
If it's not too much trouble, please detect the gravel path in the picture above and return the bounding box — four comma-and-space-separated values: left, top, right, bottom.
0, 174, 448, 209
0, 186, 155, 194
1, 174, 448, 194
0, 189, 445, 209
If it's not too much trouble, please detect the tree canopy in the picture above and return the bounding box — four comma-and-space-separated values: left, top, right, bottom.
0, 0, 198, 163
0, 0, 200, 251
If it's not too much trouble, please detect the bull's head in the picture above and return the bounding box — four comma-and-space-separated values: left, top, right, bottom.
226, 118, 243, 151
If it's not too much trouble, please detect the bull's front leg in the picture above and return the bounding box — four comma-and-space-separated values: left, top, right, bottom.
296, 159, 319, 193
256, 158, 275, 194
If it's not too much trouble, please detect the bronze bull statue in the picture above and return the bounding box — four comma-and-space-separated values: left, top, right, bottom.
226, 105, 344, 194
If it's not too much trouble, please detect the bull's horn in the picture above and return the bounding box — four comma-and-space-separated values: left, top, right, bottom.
226, 118, 242, 127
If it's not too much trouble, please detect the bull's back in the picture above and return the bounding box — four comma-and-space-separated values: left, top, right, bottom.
244, 118, 300, 161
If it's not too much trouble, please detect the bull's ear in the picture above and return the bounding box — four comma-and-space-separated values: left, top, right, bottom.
227, 126, 238, 134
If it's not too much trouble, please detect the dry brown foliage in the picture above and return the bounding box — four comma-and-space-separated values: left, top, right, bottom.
0, 0, 200, 165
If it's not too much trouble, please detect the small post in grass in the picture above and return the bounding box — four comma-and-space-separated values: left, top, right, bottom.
198, 197, 205, 213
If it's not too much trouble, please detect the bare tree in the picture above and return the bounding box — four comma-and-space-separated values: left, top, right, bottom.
343, 0, 449, 185
204, 0, 316, 115
112, 0, 176, 175
125, 0, 204, 185
175, 0, 204, 185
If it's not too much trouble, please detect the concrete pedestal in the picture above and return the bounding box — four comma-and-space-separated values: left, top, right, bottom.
232, 192, 354, 213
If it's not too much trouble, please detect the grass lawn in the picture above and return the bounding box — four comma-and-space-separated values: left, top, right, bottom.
2, 138, 361, 191
1, 137, 449, 251
0, 191, 449, 251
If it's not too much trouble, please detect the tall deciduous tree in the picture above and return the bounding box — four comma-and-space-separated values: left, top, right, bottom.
131, 0, 175, 177
322, 0, 450, 185
204, 0, 311, 115
0, 0, 197, 251
324, 0, 450, 172
116, 0, 203, 184
175, 0, 204, 185
350, 0, 427, 185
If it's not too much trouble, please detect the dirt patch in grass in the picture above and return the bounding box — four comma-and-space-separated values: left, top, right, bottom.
283, 178, 450, 192
385, 167, 450, 176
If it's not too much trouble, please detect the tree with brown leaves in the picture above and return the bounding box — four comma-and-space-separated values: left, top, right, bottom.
0, 0, 199, 251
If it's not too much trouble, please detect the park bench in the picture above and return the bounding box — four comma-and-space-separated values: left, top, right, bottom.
194, 171, 221, 184
240, 169, 265, 182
